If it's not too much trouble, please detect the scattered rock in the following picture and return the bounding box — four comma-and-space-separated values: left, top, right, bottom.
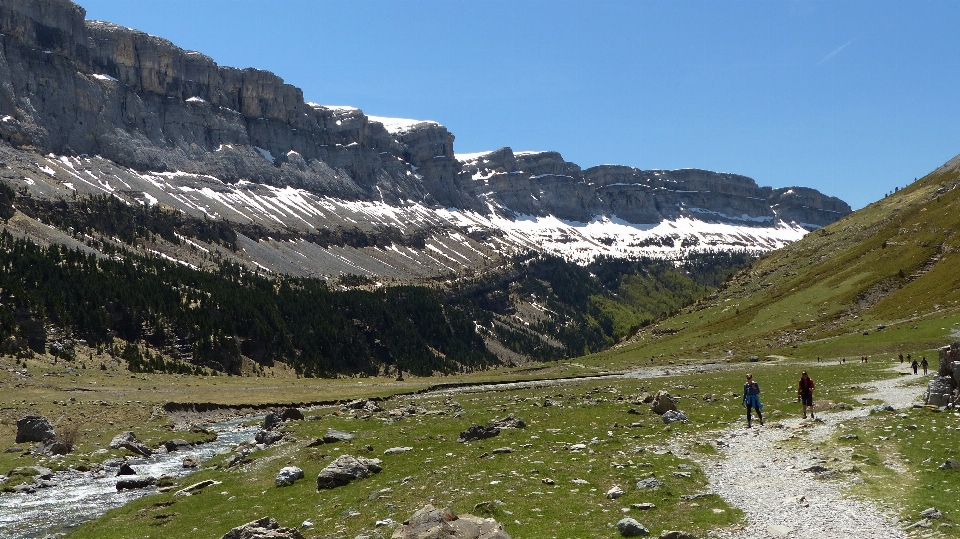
659, 532, 696, 539
276, 466, 304, 487
803, 465, 829, 474
920, 508, 942, 519
220, 516, 305, 539
616, 517, 649, 537
116, 476, 156, 490
109, 432, 153, 457
15, 415, 55, 443
164, 439, 191, 452
174, 479, 219, 497
391, 504, 511, 539
457, 425, 500, 443
255, 429, 284, 446
384, 447, 414, 455
635, 477, 662, 490
871, 403, 895, 414
606, 485, 625, 499
631, 503, 656, 510
183, 456, 202, 468
661, 410, 688, 424
650, 391, 677, 415
323, 429, 355, 443
838, 434, 859, 440
939, 459, 960, 470
541, 478, 555, 485
487, 414, 525, 429
10, 466, 53, 480
317, 455, 382, 489
117, 462, 137, 476
491, 447, 512, 455
264, 408, 304, 431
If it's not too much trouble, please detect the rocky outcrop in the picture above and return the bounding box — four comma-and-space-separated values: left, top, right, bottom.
927, 342, 960, 406
463, 150, 850, 228
0, 0, 475, 209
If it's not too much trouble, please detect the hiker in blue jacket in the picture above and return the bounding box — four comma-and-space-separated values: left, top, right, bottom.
743, 373, 763, 428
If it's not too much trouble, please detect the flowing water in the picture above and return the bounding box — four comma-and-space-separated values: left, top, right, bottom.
0, 418, 258, 539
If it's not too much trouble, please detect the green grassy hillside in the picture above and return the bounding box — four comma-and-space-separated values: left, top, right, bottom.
596, 155, 960, 367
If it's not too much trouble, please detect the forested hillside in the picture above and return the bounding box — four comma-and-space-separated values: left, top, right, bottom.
0, 222, 752, 376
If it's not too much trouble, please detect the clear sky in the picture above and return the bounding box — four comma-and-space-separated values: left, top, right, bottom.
77, 0, 960, 210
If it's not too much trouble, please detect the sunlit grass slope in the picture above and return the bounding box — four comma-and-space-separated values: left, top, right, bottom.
594, 154, 960, 368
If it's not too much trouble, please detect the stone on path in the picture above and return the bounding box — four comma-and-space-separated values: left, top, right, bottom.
766, 525, 793, 538
16, 415, 55, 443
616, 517, 649, 537
220, 517, 305, 539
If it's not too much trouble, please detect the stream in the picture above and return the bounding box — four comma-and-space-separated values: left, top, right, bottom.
0, 418, 258, 539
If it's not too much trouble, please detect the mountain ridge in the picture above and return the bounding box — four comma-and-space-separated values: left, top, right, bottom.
0, 0, 851, 283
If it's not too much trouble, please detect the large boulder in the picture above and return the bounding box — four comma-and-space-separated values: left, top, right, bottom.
15, 415, 55, 443
263, 408, 303, 431
650, 391, 677, 415
255, 429, 284, 446
616, 518, 650, 537
457, 425, 500, 443
925, 376, 954, 407
316, 455, 382, 489
392, 504, 511, 539
220, 517, 305, 539
109, 432, 153, 456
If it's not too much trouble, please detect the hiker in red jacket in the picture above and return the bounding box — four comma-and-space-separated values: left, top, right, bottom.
798, 371, 815, 419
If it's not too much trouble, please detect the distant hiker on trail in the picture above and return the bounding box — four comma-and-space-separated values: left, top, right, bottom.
743, 374, 763, 428
798, 371, 815, 419
921, 357, 929, 375
899, 353, 904, 363
907, 353, 912, 363
911, 359, 919, 374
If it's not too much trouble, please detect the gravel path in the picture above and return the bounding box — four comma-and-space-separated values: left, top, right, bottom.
701, 371, 924, 539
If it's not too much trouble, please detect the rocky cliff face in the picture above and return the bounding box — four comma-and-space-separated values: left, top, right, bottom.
0, 0, 852, 281
462, 151, 849, 228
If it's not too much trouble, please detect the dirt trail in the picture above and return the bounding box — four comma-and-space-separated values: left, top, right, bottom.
700, 372, 922, 539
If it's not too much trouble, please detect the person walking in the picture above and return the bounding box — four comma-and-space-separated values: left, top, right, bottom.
899, 353, 904, 363
921, 357, 929, 375
911, 359, 919, 374
743, 374, 763, 428
798, 371, 815, 419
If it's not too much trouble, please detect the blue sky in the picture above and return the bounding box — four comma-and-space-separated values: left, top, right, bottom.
78, 0, 960, 209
